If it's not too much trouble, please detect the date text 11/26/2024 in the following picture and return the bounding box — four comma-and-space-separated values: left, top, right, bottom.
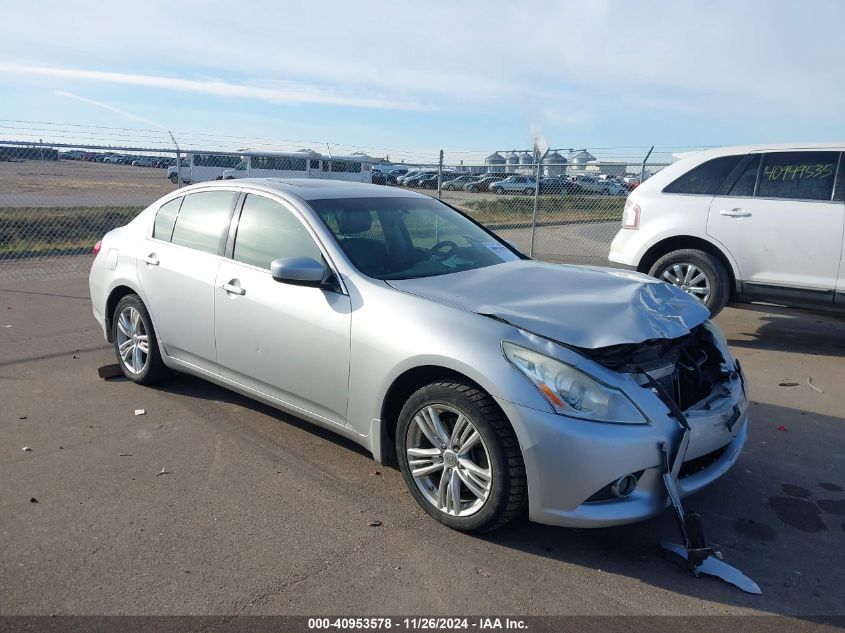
307, 617, 528, 630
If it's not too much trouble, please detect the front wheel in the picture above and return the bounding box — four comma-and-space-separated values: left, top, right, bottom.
396, 381, 527, 533
649, 249, 731, 316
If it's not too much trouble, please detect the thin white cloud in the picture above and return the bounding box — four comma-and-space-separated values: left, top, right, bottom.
1, 63, 430, 112
54, 90, 167, 129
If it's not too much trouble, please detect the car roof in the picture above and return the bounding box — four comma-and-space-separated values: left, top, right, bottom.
174, 178, 432, 202
679, 142, 845, 159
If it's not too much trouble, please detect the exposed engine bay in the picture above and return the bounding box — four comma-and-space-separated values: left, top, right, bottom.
577, 324, 733, 412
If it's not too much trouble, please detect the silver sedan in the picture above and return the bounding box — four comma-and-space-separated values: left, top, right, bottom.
89, 179, 749, 532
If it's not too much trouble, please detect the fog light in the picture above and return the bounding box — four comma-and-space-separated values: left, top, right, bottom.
611, 474, 637, 498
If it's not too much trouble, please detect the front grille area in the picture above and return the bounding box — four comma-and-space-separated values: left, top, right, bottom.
580, 325, 732, 413
679, 445, 728, 478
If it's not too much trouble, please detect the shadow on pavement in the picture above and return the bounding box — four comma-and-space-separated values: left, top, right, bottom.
722, 303, 845, 358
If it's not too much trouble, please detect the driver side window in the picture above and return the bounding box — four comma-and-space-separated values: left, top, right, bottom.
233, 194, 321, 269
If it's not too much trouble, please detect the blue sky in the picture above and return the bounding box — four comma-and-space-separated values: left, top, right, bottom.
1, 0, 843, 163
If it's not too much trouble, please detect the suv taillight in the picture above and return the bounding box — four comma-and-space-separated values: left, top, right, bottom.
622, 200, 640, 229
93, 240, 102, 256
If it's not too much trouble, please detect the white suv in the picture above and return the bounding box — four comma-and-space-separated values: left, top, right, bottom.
609, 143, 845, 316
490, 175, 536, 195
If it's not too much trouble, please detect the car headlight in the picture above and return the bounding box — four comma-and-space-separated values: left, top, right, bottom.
502, 342, 647, 424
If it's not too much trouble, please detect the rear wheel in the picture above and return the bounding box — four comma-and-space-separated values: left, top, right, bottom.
396, 381, 527, 533
112, 294, 169, 385
649, 248, 730, 316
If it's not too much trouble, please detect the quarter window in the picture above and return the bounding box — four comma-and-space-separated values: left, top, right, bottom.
756, 151, 838, 201
170, 190, 237, 254
664, 155, 744, 195
153, 197, 182, 241
233, 194, 321, 269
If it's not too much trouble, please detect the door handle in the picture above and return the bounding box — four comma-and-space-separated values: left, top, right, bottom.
719, 208, 751, 218
143, 254, 159, 266
220, 281, 245, 296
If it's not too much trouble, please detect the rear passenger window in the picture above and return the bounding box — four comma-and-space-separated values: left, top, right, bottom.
757, 151, 838, 201
153, 197, 182, 241
170, 190, 236, 254
233, 194, 321, 269
725, 155, 761, 196
664, 155, 743, 195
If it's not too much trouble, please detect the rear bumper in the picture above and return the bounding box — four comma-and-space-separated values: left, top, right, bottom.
607, 227, 641, 268
495, 374, 748, 528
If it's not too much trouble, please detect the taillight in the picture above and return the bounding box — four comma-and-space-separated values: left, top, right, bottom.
93, 240, 102, 256
622, 200, 640, 229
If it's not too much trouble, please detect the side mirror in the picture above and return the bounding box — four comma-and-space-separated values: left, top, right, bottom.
270, 256, 327, 287
505, 240, 520, 251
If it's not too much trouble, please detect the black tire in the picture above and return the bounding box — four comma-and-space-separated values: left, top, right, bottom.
169, 174, 178, 184
649, 248, 731, 317
112, 294, 169, 385
396, 380, 527, 533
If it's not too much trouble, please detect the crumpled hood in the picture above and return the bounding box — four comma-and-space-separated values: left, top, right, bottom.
386, 260, 710, 349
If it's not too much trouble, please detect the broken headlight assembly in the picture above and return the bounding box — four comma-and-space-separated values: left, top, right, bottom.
503, 342, 647, 424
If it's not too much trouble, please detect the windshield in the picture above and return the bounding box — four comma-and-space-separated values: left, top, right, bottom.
309, 196, 521, 280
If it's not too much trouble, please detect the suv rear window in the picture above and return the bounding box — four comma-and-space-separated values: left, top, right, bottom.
757, 151, 838, 201
664, 155, 743, 195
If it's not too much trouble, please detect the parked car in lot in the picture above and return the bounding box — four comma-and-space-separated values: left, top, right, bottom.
442, 174, 481, 190
371, 170, 387, 185
395, 169, 424, 186
490, 175, 536, 195
464, 175, 506, 192
132, 157, 156, 167
575, 174, 627, 196
387, 168, 410, 185
609, 143, 845, 316
90, 178, 748, 533
404, 171, 438, 188
539, 177, 583, 195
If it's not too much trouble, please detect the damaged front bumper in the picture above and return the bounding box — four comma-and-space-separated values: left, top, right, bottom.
495, 369, 749, 529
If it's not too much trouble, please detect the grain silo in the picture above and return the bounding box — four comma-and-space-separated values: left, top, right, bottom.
542, 151, 567, 177
485, 152, 506, 173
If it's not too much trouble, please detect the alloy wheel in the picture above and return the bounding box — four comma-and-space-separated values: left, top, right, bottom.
115, 306, 149, 374
660, 262, 711, 303
405, 404, 492, 517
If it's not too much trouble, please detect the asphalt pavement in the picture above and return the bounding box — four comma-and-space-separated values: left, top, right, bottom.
1, 274, 844, 617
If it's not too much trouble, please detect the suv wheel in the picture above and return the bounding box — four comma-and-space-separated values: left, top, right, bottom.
112, 294, 170, 385
649, 249, 730, 316
396, 381, 527, 533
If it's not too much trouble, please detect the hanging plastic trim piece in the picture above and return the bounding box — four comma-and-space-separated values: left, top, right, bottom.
641, 368, 762, 595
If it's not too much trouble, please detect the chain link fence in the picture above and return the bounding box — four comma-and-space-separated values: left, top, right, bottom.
0, 140, 669, 279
